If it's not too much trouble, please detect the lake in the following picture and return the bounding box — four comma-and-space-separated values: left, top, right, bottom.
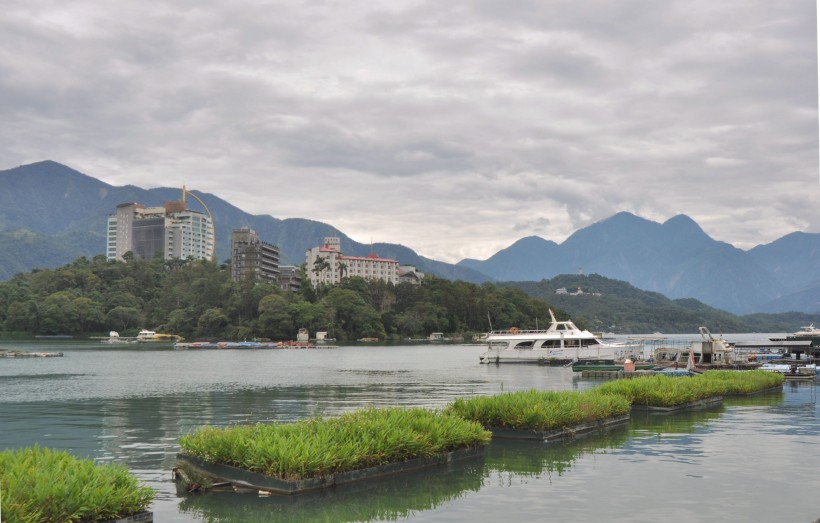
1, 338, 818, 522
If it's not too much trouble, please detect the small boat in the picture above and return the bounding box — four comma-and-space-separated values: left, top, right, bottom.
101, 331, 138, 344
479, 310, 642, 364
217, 341, 269, 349
136, 329, 183, 342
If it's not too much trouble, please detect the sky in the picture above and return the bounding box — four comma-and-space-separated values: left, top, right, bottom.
1, 1, 818, 264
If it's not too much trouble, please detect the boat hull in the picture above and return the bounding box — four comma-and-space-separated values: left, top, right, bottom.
480, 345, 641, 364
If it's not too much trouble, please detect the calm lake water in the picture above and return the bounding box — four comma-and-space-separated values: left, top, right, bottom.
1, 337, 818, 523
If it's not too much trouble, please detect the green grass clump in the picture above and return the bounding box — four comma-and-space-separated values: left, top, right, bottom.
595, 374, 724, 407
0, 446, 154, 523
179, 407, 491, 480
444, 389, 631, 432
700, 370, 784, 394
595, 372, 785, 407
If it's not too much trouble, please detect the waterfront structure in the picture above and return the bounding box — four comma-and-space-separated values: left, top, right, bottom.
305, 237, 400, 287
230, 227, 280, 283
107, 197, 214, 262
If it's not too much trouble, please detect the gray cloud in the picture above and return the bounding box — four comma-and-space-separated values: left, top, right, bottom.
0, 0, 816, 262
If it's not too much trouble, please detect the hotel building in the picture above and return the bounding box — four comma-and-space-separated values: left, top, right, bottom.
106, 201, 214, 261
305, 237, 399, 287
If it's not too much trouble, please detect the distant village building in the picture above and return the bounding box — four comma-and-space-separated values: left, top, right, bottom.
106, 198, 214, 262
555, 286, 601, 297
277, 265, 302, 292
398, 265, 425, 285
305, 237, 400, 287
230, 227, 280, 283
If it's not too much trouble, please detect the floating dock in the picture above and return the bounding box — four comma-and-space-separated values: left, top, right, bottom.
0, 350, 63, 358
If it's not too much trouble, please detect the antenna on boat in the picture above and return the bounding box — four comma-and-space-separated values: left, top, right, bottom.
487, 312, 493, 332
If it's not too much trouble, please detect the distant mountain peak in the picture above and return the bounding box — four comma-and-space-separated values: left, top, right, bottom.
662, 214, 710, 240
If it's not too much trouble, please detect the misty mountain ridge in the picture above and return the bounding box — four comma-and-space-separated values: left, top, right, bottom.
0, 160, 817, 315
458, 211, 818, 314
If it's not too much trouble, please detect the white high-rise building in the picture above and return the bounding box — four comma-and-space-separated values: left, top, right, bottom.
106, 200, 214, 262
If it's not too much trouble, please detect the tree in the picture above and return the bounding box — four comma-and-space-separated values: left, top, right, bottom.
257, 294, 294, 340
39, 291, 78, 334
73, 297, 105, 333
4, 300, 40, 333
323, 288, 384, 340
197, 308, 229, 338
105, 306, 144, 332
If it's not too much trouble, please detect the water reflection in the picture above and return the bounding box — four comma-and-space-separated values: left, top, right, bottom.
177, 458, 485, 523
485, 427, 631, 478
1, 341, 817, 522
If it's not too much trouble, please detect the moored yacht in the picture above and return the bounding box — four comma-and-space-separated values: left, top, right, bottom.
479, 310, 642, 364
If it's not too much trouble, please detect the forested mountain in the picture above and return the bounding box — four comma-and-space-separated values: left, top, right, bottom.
503, 274, 820, 334
0, 161, 489, 284
461, 212, 819, 315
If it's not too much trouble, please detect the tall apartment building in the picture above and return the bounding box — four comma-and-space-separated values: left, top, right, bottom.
106, 201, 214, 261
230, 227, 280, 283
305, 237, 399, 287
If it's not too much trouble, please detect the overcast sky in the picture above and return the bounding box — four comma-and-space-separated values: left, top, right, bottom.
1, 1, 817, 263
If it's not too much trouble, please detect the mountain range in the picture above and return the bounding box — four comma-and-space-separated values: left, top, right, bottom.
0, 161, 817, 315
458, 212, 820, 314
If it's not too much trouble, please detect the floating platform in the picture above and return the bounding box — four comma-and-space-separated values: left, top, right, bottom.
0, 350, 63, 358
101, 512, 153, 523
630, 396, 723, 414
176, 445, 485, 495
724, 385, 784, 397
487, 414, 630, 442
579, 370, 658, 379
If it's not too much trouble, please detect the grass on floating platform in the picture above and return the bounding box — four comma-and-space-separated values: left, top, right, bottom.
595, 374, 725, 407
700, 369, 784, 394
444, 389, 631, 432
179, 407, 491, 481
595, 371, 785, 407
0, 445, 154, 523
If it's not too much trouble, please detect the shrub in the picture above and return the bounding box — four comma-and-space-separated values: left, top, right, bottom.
0, 446, 154, 523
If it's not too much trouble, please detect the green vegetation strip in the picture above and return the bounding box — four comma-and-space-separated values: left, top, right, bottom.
0, 446, 154, 523
700, 370, 785, 394
595, 371, 784, 407
179, 407, 491, 481
444, 389, 631, 432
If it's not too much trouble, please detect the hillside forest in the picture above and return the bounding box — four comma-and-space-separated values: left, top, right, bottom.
0, 255, 557, 341
1, 256, 817, 341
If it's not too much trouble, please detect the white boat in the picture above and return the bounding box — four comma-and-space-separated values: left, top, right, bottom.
479, 310, 642, 364
101, 331, 137, 344
791, 324, 820, 337
136, 329, 183, 342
